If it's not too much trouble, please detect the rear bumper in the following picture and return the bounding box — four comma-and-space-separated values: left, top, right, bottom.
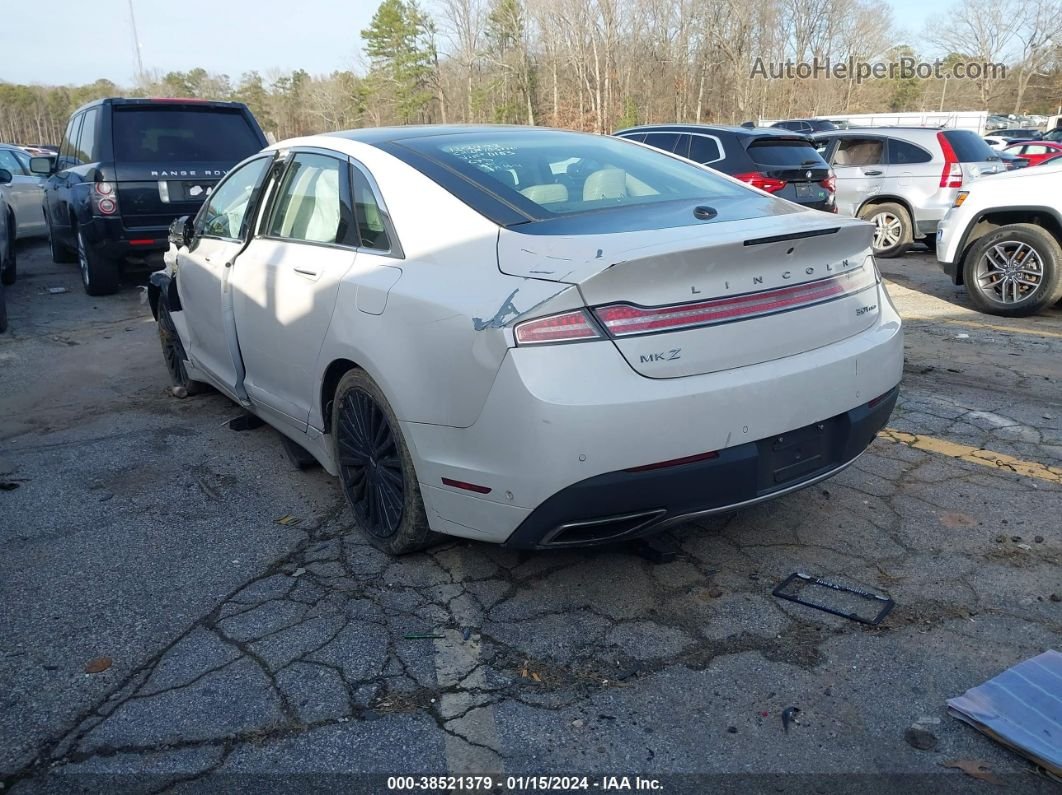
406, 289, 904, 545
504, 386, 897, 548
83, 217, 171, 258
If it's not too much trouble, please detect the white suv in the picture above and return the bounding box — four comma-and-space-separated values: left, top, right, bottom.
936, 164, 1062, 316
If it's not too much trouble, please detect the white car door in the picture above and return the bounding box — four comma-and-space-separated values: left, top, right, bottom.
0, 148, 46, 237
175, 155, 273, 394
229, 151, 357, 430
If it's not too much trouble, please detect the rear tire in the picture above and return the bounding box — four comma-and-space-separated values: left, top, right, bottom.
859, 202, 912, 258
48, 218, 76, 264
1, 218, 15, 286
332, 369, 436, 555
77, 228, 120, 296
962, 223, 1062, 317
0, 279, 8, 334
157, 298, 206, 396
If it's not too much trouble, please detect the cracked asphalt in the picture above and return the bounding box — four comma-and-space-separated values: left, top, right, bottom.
1, 241, 1060, 793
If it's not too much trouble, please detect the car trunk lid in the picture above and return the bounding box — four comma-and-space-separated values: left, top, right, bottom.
499, 212, 881, 378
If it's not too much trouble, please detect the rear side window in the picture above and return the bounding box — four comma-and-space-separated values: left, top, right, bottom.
747, 139, 826, 167
941, 130, 998, 162
832, 138, 884, 166
76, 108, 100, 163
687, 135, 723, 163
268, 153, 354, 246
113, 107, 262, 163
887, 139, 932, 164
58, 114, 83, 169
642, 132, 683, 154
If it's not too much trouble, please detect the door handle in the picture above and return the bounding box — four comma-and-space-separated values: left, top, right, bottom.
293, 266, 320, 278
862, 170, 883, 176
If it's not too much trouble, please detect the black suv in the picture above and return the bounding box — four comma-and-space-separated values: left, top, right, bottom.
30, 98, 267, 295
614, 124, 836, 212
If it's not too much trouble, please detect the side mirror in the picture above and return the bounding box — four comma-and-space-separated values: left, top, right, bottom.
168, 215, 194, 248
0, 169, 11, 185
29, 156, 54, 176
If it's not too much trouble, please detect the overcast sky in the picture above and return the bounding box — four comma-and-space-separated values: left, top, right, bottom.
2, 0, 932, 87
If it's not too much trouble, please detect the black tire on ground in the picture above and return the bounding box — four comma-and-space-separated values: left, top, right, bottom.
331, 369, 436, 555
48, 219, 76, 264
0, 279, 8, 334
1, 214, 15, 285
858, 202, 912, 258
962, 223, 1062, 317
77, 227, 120, 296
157, 298, 206, 396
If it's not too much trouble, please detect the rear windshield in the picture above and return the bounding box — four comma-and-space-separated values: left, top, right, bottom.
406, 131, 749, 218
941, 130, 999, 162
112, 107, 262, 163
747, 139, 827, 168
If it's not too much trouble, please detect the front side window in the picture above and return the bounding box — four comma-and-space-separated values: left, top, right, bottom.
407, 130, 748, 219
197, 157, 270, 240
267, 153, 353, 246
0, 149, 28, 176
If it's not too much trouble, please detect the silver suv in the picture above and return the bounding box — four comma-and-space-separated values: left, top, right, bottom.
811, 128, 1003, 257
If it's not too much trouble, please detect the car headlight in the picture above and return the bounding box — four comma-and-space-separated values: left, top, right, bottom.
953, 191, 970, 208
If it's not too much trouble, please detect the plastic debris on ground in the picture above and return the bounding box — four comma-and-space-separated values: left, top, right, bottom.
946, 649, 1062, 780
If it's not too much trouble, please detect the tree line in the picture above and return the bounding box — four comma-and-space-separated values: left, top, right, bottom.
1, 0, 1060, 146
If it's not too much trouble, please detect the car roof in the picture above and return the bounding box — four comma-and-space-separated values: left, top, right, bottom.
613, 124, 805, 138
71, 96, 252, 115
325, 124, 549, 146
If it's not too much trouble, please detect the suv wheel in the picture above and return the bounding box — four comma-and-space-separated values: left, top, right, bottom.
963, 223, 1062, 317
1, 216, 15, 286
77, 228, 120, 296
332, 369, 436, 555
859, 202, 912, 258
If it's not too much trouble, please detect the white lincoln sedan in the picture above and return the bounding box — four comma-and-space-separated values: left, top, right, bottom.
152, 126, 903, 554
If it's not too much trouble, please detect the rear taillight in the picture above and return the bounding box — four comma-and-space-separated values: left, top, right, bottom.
937, 132, 964, 188
93, 181, 118, 216
821, 172, 836, 192
734, 172, 787, 193
514, 309, 602, 345
594, 265, 877, 336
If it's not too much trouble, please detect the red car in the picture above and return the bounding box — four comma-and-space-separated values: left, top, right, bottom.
1001, 140, 1062, 166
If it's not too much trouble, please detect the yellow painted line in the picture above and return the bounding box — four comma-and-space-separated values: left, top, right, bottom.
878, 428, 1062, 485
903, 315, 1062, 340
